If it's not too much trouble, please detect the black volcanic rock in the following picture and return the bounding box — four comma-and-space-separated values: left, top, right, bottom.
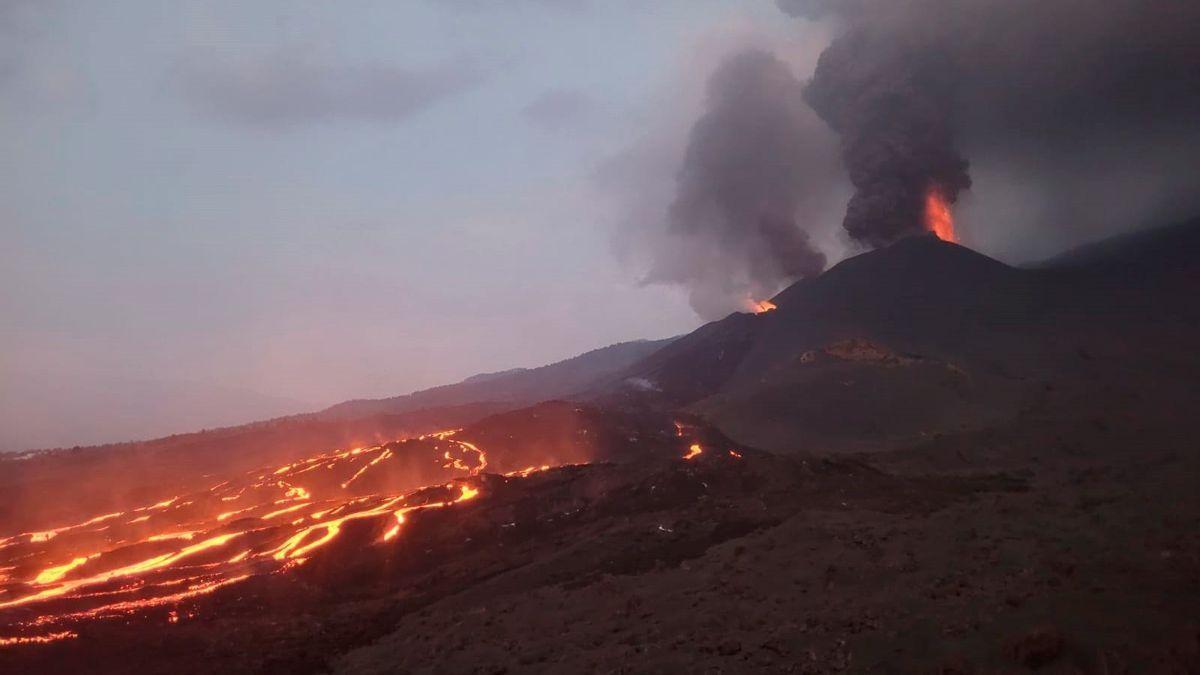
608, 220, 1200, 453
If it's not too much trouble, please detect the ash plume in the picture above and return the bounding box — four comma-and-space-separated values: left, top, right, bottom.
782, 0, 1200, 249
802, 21, 970, 247
645, 50, 833, 320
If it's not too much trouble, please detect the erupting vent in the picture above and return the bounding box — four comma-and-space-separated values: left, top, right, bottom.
742, 297, 777, 314
924, 185, 957, 243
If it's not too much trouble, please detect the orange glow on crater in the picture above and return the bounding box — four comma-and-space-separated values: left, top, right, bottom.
924, 185, 957, 242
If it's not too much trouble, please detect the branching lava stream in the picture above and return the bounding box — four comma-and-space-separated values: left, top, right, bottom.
0, 431, 490, 646
0, 418, 729, 648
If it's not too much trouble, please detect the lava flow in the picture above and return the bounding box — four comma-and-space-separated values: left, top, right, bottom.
0, 430, 492, 647
743, 297, 777, 314
925, 184, 957, 242
0, 413, 735, 650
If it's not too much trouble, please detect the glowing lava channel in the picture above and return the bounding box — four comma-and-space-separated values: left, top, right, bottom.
0, 429, 501, 644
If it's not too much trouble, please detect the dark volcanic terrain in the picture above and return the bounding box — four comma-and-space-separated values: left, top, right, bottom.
2, 221, 1198, 673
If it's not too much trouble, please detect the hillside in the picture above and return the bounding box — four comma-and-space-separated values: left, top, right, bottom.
609, 219, 1200, 454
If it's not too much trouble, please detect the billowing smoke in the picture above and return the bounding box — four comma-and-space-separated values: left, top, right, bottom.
782, 0, 1200, 249
644, 50, 833, 319
802, 19, 970, 247
615, 0, 1200, 319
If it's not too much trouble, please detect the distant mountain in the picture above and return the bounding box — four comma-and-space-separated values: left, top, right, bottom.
460, 368, 529, 385
604, 218, 1200, 454
0, 337, 680, 527
320, 338, 676, 421
1030, 217, 1200, 276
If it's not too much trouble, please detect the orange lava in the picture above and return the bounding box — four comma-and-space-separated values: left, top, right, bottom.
0, 430, 494, 645
742, 297, 777, 314
0, 419, 726, 648
0, 631, 77, 648
503, 465, 552, 478
925, 184, 957, 242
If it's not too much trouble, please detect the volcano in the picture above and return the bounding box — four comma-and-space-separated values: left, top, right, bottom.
2, 221, 1198, 673
608, 221, 1200, 453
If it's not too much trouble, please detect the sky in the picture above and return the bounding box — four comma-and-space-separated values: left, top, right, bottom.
1, 0, 811, 451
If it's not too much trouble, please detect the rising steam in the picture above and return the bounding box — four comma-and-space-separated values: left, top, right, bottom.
643, 50, 833, 320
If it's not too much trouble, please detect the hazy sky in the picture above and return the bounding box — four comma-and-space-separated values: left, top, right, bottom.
1, 0, 812, 450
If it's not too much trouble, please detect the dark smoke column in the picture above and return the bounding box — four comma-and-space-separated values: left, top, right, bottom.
784, 0, 1200, 252
803, 27, 970, 247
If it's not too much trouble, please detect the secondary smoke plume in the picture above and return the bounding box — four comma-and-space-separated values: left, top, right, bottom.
646, 50, 831, 319
782, 0, 1200, 248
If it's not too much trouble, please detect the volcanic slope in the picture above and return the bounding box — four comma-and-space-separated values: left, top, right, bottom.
320, 338, 675, 421
0, 339, 672, 538
609, 218, 1200, 454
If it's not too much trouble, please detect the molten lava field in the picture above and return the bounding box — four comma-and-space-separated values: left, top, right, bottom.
0, 430, 488, 643
0, 405, 813, 668
2, 400, 1198, 673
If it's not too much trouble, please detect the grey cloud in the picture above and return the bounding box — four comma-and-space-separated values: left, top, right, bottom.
0, 0, 94, 112
179, 50, 487, 126
521, 88, 593, 131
